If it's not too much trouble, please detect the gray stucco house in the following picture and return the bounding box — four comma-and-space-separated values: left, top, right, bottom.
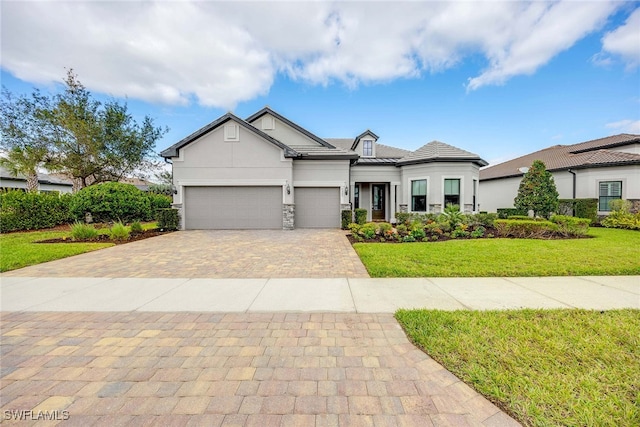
479, 133, 640, 215
160, 107, 487, 229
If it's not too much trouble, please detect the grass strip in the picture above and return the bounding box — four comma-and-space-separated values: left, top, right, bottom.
395, 309, 640, 427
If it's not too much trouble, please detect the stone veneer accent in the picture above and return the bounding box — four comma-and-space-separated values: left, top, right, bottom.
629, 199, 640, 214
283, 204, 295, 230
399, 204, 408, 213
340, 203, 352, 211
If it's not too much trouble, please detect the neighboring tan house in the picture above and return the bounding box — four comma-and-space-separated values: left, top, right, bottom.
479, 134, 640, 214
0, 166, 73, 193
160, 107, 487, 230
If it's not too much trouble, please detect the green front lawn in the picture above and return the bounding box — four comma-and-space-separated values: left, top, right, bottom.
354, 227, 640, 277
0, 223, 159, 272
396, 309, 640, 427
1, 229, 113, 272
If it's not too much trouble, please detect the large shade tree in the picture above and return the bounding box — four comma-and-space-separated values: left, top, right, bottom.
514, 160, 559, 218
46, 70, 168, 191
0, 88, 54, 192
1, 70, 168, 192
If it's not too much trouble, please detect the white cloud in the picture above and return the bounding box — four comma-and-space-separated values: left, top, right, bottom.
0, 1, 627, 109
605, 119, 640, 134
599, 7, 640, 69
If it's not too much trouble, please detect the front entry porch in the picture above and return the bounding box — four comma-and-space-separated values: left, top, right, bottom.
352, 182, 398, 223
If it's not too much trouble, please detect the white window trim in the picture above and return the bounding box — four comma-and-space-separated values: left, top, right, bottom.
442, 176, 464, 211
407, 177, 429, 213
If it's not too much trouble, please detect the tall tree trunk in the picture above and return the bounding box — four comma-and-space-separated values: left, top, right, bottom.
26, 173, 39, 192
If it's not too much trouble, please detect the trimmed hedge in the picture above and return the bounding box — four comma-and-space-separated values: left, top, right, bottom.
559, 198, 598, 223
497, 208, 526, 219
70, 182, 151, 223
147, 193, 172, 221
550, 215, 591, 237
341, 210, 352, 230
0, 190, 73, 232
354, 208, 367, 225
495, 219, 556, 238
157, 208, 180, 231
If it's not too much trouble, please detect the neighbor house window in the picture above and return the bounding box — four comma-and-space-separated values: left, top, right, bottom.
444, 179, 460, 208
411, 179, 426, 212
354, 185, 360, 209
363, 140, 373, 157
599, 181, 622, 211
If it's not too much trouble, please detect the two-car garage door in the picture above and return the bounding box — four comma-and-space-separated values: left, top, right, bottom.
184, 186, 340, 229
185, 186, 282, 229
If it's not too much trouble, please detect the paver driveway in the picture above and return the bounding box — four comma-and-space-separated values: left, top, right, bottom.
0, 312, 519, 426
2, 230, 369, 279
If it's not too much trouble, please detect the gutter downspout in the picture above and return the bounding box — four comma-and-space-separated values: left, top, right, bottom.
568, 169, 576, 199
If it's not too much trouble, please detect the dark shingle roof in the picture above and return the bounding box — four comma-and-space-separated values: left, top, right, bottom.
397, 141, 487, 167
479, 133, 640, 181
286, 145, 358, 160
246, 107, 334, 148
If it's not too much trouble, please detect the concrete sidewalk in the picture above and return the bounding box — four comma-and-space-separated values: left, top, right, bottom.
2, 276, 638, 312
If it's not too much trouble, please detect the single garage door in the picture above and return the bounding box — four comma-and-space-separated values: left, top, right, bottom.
295, 187, 340, 228
184, 186, 282, 229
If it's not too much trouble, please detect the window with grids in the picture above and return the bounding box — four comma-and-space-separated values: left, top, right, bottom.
599, 181, 622, 211
411, 180, 427, 212
444, 179, 460, 207
362, 140, 373, 157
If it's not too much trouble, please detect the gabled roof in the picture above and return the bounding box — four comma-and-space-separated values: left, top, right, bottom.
246, 107, 335, 148
397, 141, 488, 167
351, 129, 379, 150
160, 112, 299, 158
479, 133, 640, 181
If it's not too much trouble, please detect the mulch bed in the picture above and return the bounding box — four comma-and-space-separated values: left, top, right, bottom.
35, 229, 175, 245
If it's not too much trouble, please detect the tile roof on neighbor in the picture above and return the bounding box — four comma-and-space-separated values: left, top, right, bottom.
480, 133, 640, 181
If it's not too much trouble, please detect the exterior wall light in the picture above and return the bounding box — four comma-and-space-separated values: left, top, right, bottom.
286, 184, 291, 194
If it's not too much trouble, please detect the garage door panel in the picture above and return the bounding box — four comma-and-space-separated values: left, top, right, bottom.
185, 186, 281, 229
296, 187, 340, 228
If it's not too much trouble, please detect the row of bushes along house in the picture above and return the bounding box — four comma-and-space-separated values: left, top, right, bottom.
0, 182, 173, 233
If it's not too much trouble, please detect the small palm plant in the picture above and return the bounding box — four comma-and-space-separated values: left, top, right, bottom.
441, 204, 464, 229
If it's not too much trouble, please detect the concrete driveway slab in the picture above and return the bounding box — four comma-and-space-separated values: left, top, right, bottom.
1, 229, 369, 279
249, 279, 355, 312
428, 277, 572, 310
506, 277, 640, 310
27, 278, 188, 311
349, 278, 466, 312
579, 276, 640, 295
0, 276, 37, 288
0, 277, 111, 311
139, 279, 267, 312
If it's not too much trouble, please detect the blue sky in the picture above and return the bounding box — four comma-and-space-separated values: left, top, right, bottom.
1, 1, 639, 166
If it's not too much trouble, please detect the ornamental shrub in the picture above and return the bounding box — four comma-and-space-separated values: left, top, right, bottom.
440, 204, 464, 229
550, 215, 590, 237
575, 199, 598, 223
467, 212, 497, 228
70, 221, 99, 240
0, 190, 73, 232
156, 208, 180, 231
395, 212, 411, 226
70, 182, 151, 223
514, 160, 559, 218
341, 210, 352, 229
109, 221, 130, 241
130, 221, 143, 233
359, 222, 377, 239
378, 222, 393, 236
354, 208, 367, 225
495, 219, 557, 238
601, 200, 640, 230
410, 226, 426, 240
